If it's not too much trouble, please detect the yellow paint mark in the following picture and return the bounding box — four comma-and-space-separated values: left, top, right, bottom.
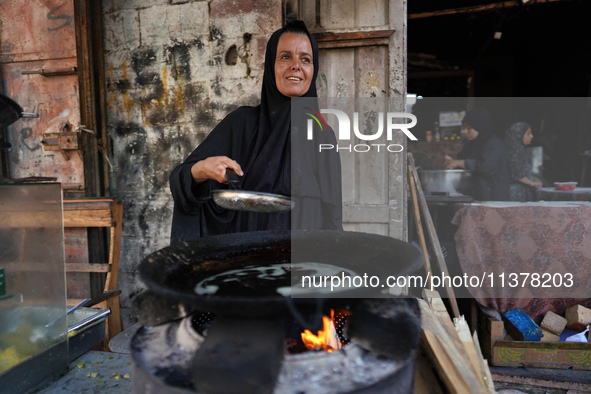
176, 73, 185, 117
121, 61, 133, 121
496, 346, 526, 363
568, 350, 591, 365
364, 71, 381, 89
162, 66, 169, 106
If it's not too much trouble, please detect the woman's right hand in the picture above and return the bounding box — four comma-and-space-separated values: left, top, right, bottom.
190, 156, 244, 184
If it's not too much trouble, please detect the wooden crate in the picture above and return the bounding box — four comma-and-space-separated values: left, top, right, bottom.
478, 311, 591, 371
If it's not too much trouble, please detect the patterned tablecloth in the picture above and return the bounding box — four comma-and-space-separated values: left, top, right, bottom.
452, 201, 591, 322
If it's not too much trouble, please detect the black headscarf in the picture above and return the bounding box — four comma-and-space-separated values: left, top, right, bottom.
169, 21, 342, 244
460, 107, 494, 156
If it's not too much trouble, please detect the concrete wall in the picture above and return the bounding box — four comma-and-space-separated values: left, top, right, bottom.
101, 0, 282, 326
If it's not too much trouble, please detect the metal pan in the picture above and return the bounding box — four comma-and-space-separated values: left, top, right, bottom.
211, 169, 294, 213
0, 94, 38, 128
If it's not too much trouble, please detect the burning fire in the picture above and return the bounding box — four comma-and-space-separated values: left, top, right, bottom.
300, 310, 344, 352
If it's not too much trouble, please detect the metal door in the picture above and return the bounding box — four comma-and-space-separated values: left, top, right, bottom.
0, 0, 106, 196
0, 0, 108, 298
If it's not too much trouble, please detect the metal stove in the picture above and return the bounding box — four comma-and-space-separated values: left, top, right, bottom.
130, 230, 423, 394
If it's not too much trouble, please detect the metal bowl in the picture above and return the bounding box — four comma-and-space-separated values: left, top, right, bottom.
417, 169, 472, 195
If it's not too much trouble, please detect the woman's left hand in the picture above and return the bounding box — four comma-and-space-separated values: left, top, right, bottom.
530, 180, 543, 188
444, 155, 465, 169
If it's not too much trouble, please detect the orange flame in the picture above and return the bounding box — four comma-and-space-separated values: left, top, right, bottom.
300, 310, 342, 352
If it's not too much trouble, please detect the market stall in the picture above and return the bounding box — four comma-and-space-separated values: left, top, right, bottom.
451, 201, 591, 322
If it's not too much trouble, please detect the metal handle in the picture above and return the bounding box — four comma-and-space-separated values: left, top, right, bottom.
67, 298, 90, 316
21, 67, 77, 77
68, 308, 111, 333
225, 169, 242, 189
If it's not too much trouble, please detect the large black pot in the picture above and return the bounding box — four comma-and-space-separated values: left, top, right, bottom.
139, 230, 422, 318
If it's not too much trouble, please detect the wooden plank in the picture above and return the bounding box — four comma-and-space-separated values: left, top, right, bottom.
413, 348, 446, 394
454, 316, 491, 393
422, 289, 455, 330
63, 199, 114, 210
409, 153, 460, 318
314, 30, 394, 41
65, 263, 110, 273
408, 164, 432, 277
317, 38, 389, 49
62, 197, 123, 344
472, 331, 496, 394
422, 289, 488, 393
479, 314, 507, 360
423, 330, 472, 394
419, 299, 486, 393
63, 208, 113, 227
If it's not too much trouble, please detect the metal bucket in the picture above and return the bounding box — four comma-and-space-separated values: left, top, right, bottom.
417, 169, 472, 195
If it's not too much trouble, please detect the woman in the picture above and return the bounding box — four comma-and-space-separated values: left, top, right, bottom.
444, 107, 509, 201
169, 21, 342, 244
504, 122, 542, 201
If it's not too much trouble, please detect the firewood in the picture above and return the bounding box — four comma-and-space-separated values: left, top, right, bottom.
540, 311, 567, 336
565, 304, 591, 332
418, 299, 487, 393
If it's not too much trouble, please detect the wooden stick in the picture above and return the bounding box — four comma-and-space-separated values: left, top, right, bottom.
419, 299, 486, 394
454, 316, 488, 391
423, 330, 471, 394
408, 164, 432, 279
473, 331, 496, 393
408, 153, 460, 318
422, 289, 486, 393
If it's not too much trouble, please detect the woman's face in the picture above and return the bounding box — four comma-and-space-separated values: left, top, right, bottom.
523, 128, 533, 145
274, 33, 314, 97
462, 125, 479, 141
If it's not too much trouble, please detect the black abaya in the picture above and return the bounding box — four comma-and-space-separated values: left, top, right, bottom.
457, 108, 509, 201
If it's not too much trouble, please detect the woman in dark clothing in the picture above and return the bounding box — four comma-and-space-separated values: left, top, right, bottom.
444, 108, 509, 201
504, 122, 542, 201
169, 21, 342, 244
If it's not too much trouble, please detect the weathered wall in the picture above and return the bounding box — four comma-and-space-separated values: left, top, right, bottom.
101, 0, 282, 326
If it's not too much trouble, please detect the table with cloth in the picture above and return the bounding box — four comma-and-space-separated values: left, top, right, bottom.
451, 201, 591, 323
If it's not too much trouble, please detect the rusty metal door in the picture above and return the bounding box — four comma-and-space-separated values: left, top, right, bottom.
295, 0, 407, 240
0, 0, 106, 197
0, 0, 109, 298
